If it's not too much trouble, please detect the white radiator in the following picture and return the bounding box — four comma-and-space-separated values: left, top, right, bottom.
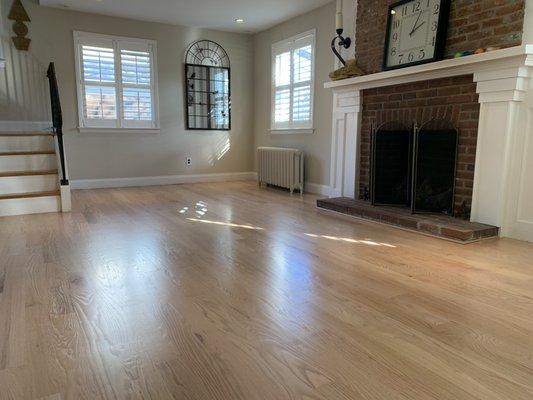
257, 147, 304, 194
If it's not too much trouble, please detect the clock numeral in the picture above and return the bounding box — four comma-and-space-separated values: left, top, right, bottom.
412, 1, 421, 12
390, 47, 397, 56
433, 3, 440, 14
402, 6, 408, 16
408, 52, 414, 62
431, 36, 436, 46
431, 21, 438, 31
393, 20, 400, 29
392, 32, 398, 41
398, 54, 404, 63
419, 49, 425, 59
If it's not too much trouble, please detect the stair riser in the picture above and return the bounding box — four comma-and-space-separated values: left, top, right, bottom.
0, 136, 55, 152
0, 196, 61, 217
0, 175, 59, 196
0, 154, 57, 172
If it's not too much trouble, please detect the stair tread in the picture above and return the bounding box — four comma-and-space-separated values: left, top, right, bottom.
0, 169, 58, 177
0, 131, 53, 137
0, 190, 60, 201
0, 150, 56, 156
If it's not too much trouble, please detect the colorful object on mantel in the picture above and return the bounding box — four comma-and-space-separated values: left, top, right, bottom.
8, 0, 31, 51
329, 59, 365, 81
454, 50, 473, 58
454, 46, 502, 59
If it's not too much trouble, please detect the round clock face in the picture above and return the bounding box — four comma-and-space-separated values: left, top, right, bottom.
185, 40, 230, 68
384, 0, 448, 70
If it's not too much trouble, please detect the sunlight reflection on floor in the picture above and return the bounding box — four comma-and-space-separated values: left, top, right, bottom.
178, 203, 397, 247
304, 233, 397, 248
186, 218, 264, 230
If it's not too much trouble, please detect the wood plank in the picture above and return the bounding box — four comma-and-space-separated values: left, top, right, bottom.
0, 151, 56, 156
0, 132, 53, 137
0, 190, 60, 201
0, 170, 58, 178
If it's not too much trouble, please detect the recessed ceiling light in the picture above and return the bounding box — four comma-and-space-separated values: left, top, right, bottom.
235, 18, 245, 23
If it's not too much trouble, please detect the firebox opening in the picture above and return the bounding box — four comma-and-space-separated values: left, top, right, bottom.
371, 119, 458, 216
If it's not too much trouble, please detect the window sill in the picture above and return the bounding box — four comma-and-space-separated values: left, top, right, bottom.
270, 128, 315, 135
78, 127, 161, 133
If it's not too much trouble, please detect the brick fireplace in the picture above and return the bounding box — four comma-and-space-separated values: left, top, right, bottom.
360, 74, 479, 216
323, 45, 533, 242
320, 0, 533, 242
325, 0, 533, 242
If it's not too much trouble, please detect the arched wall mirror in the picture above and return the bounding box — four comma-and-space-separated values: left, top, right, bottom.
185, 40, 231, 130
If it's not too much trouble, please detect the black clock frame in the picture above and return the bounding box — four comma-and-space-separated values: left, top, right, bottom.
382, 0, 451, 71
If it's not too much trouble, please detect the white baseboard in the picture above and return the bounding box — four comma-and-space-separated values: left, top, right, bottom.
0, 121, 52, 131
304, 182, 331, 196
71, 172, 256, 190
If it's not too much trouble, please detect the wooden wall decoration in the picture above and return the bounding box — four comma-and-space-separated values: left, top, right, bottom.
8, 0, 31, 51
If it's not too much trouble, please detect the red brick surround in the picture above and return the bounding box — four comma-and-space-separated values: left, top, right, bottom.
359, 75, 480, 215
355, 0, 525, 75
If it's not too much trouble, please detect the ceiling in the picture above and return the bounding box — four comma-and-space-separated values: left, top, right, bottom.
39, 0, 333, 33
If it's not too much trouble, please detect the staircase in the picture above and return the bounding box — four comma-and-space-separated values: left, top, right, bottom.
0, 130, 63, 217
0, 61, 70, 217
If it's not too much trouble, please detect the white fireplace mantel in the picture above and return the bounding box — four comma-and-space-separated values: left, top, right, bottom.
325, 45, 533, 242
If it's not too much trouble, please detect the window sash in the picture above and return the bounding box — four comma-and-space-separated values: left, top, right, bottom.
74, 31, 159, 130
271, 30, 315, 131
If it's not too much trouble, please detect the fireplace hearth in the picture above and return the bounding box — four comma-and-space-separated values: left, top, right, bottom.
371, 119, 458, 216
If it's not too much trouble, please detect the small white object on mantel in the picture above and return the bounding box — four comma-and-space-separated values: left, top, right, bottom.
324, 45, 533, 242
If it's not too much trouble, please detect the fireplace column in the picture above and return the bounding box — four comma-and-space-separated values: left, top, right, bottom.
471, 63, 533, 239
329, 88, 361, 198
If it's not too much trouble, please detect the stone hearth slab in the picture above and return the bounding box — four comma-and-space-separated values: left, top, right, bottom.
317, 198, 499, 243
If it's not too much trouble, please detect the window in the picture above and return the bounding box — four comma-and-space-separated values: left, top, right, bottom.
271, 30, 315, 132
74, 31, 159, 130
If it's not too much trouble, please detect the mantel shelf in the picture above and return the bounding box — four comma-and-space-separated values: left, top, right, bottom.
324, 45, 533, 91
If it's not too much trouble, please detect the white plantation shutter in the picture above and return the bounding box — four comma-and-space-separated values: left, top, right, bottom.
81, 44, 117, 125
271, 30, 315, 131
119, 43, 156, 128
74, 32, 159, 130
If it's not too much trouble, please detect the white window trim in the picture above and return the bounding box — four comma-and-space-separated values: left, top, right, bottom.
73, 31, 160, 131
270, 29, 316, 134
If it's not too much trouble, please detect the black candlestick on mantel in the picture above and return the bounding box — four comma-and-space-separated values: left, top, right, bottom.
331, 28, 351, 66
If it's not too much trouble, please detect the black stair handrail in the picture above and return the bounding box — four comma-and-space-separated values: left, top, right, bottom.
46, 62, 68, 186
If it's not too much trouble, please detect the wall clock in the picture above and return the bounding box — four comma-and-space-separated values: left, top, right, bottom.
185, 40, 231, 130
383, 0, 450, 71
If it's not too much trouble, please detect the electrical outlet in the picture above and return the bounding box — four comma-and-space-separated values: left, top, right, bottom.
186, 157, 192, 166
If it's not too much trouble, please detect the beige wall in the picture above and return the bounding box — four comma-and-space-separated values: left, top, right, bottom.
1, 0, 254, 180
253, 2, 335, 188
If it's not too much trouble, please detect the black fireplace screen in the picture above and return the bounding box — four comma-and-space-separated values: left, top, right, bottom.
371, 119, 458, 215
371, 122, 412, 207
413, 120, 458, 214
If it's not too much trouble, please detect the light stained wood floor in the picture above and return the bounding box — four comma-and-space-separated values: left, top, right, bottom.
1, 181, 533, 400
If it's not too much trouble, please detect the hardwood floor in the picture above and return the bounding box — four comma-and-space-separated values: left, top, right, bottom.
1, 181, 532, 400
